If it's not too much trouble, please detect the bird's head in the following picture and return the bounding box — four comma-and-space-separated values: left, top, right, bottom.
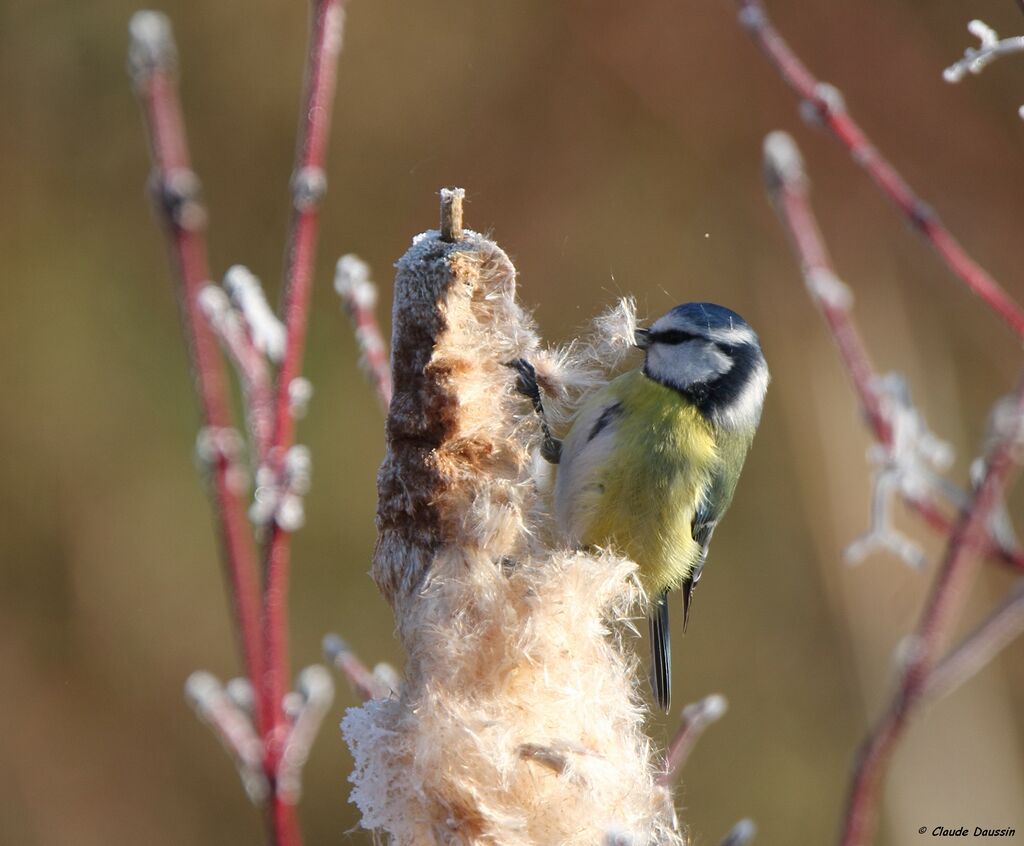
634, 302, 769, 430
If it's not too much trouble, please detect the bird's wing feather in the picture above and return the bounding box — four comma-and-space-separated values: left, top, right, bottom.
682, 427, 754, 622
553, 385, 624, 543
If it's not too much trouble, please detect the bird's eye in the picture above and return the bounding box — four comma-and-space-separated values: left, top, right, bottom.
652, 329, 700, 345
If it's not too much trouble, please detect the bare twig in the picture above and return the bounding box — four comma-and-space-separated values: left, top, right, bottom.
944, 20, 1024, 83
186, 671, 269, 803
737, 0, 1024, 339
658, 694, 728, 787
128, 9, 265, 716
198, 279, 275, 461
261, 0, 346, 795
924, 580, 1024, 703
763, 127, 1024, 845
334, 255, 392, 410
322, 633, 391, 702
276, 666, 335, 802
944, 19, 1024, 119
763, 131, 1024, 574
132, 6, 350, 844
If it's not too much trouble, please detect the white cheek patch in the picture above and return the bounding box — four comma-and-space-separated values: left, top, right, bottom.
714, 358, 770, 430
647, 339, 732, 388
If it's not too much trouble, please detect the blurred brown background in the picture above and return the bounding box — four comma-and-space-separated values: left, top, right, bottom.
2, 0, 1024, 843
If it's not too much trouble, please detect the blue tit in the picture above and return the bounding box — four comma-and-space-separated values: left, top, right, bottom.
553, 302, 769, 712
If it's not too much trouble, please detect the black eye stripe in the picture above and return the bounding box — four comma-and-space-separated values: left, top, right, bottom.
651, 329, 701, 345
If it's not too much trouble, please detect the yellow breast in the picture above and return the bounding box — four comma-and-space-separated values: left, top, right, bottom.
559, 370, 718, 593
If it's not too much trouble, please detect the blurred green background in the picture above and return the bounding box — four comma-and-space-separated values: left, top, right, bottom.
3, 0, 1024, 843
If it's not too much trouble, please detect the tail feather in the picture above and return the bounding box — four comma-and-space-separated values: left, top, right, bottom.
648, 590, 672, 713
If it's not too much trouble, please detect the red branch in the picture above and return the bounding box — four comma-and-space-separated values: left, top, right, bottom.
737, 0, 1024, 340
131, 5, 348, 844
762, 131, 1024, 845
129, 11, 265, 707
764, 132, 1024, 574
261, 0, 347, 794
322, 633, 391, 702
924, 579, 1024, 703
334, 255, 393, 410
838, 382, 1024, 846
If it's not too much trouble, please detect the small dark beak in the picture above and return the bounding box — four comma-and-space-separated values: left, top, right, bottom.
634, 328, 651, 350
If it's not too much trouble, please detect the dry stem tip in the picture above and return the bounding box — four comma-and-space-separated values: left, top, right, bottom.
439, 187, 466, 242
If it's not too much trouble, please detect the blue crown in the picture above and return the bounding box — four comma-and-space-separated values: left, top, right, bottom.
668, 302, 750, 332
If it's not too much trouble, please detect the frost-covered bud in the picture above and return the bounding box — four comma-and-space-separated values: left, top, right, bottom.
800, 82, 845, 125
249, 465, 278, 527
128, 11, 176, 83
291, 166, 327, 210
334, 254, 376, 309
194, 427, 246, 483
285, 445, 312, 495
185, 670, 221, 711
197, 285, 231, 326
223, 265, 286, 362
288, 377, 314, 419
762, 130, 806, 190
806, 268, 853, 310
276, 493, 305, 532
894, 633, 927, 674
283, 690, 304, 722
226, 677, 255, 715
682, 693, 728, 724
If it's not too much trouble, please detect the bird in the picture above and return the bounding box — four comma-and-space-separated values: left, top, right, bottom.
552, 302, 769, 712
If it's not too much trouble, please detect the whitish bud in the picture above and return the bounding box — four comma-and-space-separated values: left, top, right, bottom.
334, 254, 376, 309
226, 677, 254, 715
298, 665, 334, 703
276, 494, 305, 532
185, 670, 221, 710
283, 691, 304, 722
223, 265, 286, 362
284, 445, 312, 494
806, 269, 853, 309
687, 693, 728, 723
128, 11, 176, 83
762, 131, 806, 190
288, 377, 314, 419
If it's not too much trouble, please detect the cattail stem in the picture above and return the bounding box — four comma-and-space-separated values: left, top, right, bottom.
343, 190, 684, 845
